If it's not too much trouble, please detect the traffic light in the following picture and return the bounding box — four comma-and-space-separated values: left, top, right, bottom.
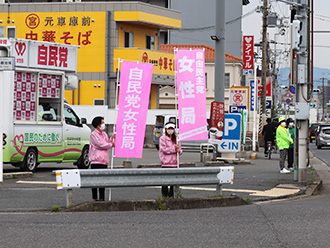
3, 133, 6, 146
292, 20, 302, 51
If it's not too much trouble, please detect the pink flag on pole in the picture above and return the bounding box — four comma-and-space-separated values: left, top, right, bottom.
115, 61, 153, 158
176, 49, 208, 141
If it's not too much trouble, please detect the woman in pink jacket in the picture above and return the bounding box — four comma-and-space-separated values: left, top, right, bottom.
158, 122, 182, 197
89, 116, 115, 202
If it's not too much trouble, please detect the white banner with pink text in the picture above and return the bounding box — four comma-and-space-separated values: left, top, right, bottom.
176, 49, 208, 141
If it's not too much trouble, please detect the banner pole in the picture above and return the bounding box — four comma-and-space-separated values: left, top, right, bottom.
174, 48, 180, 168
109, 58, 122, 201
111, 58, 122, 170
252, 57, 257, 151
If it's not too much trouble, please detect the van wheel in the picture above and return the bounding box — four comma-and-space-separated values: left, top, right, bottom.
22, 148, 38, 172
77, 146, 90, 169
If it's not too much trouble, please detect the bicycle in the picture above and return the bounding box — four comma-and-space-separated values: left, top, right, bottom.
266, 141, 273, 159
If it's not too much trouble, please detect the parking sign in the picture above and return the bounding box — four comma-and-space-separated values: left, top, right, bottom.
209, 114, 242, 153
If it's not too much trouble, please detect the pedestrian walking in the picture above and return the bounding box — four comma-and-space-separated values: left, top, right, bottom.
276, 117, 293, 174
158, 122, 182, 198
262, 118, 276, 157
287, 118, 295, 171
89, 116, 115, 202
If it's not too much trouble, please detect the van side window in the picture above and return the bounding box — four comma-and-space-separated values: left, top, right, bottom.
64, 106, 79, 126
38, 102, 59, 122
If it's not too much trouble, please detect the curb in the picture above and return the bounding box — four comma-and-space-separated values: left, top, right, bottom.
3, 172, 33, 180
63, 195, 248, 212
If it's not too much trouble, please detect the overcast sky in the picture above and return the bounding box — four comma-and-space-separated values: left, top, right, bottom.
242, 0, 330, 69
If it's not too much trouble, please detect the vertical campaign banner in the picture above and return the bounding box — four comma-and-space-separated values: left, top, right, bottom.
176, 49, 208, 141
115, 61, 153, 158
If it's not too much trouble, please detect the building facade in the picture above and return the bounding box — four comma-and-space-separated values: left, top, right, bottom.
0, 1, 181, 108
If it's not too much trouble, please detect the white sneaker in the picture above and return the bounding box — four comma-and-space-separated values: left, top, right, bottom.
280, 168, 291, 174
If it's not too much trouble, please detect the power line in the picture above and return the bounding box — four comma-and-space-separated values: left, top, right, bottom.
176, 7, 257, 32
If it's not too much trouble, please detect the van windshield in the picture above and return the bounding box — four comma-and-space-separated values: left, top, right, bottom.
155, 116, 164, 127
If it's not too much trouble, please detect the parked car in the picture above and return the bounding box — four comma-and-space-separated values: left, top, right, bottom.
316, 127, 330, 149
315, 123, 330, 138
309, 123, 319, 142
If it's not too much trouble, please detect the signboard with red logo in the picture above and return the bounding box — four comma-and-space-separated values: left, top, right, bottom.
209, 101, 225, 140
257, 77, 272, 97
229, 87, 250, 113
243, 35, 254, 71
229, 87, 249, 106
8, 38, 78, 72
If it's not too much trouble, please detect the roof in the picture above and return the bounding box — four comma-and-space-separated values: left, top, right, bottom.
159, 44, 242, 62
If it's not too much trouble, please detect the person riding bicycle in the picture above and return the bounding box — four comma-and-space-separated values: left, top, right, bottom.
262, 118, 276, 157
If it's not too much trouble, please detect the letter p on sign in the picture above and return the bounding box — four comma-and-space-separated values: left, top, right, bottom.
224, 119, 237, 136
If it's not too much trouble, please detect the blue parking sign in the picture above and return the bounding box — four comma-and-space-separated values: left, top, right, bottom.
209, 113, 242, 152
222, 114, 242, 140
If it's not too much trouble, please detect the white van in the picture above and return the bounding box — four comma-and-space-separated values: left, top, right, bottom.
1, 38, 91, 171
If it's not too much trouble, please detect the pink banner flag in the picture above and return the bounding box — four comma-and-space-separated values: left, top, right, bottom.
176, 49, 208, 141
115, 61, 153, 158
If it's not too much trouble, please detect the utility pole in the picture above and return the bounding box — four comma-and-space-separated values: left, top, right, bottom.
214, 0, 225, 103
294, 0, 310, 186
321, 76, 325, 121
261, 0, 268, 117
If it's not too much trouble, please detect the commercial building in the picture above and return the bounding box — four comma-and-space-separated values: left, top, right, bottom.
0, 1, 181, 108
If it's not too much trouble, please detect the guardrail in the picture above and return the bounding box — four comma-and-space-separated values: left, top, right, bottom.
56, 167, 234, 207
199, 143, 217, 162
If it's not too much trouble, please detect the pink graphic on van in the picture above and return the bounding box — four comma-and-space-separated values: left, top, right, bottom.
12, 134, 82, 159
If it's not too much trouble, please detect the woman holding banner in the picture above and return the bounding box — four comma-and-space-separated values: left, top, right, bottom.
89, 116, 115, 202
158, 122, 183, 198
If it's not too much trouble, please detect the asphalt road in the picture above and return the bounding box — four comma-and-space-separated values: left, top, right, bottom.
310, 140, 330, 167
0, 194, 329, 248
1, 147, 329, 247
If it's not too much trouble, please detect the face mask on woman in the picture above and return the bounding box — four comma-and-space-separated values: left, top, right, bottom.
289, 122, 294, 128
281, 122, 286, 127
167, 129, 174, 135
100, 123, 106, 131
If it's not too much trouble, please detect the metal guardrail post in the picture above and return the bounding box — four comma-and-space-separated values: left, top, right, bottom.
216, 184, 222, 195
66, 189, 73, 207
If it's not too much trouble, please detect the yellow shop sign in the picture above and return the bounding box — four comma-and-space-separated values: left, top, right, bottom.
113, 48, 175, 76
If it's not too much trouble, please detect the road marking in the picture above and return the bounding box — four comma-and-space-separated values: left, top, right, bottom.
14, 183, 300, 198
146, 186, 260, 194
250, 188, 300, 197
16, 181, 56, 185
147, 185, 300, 197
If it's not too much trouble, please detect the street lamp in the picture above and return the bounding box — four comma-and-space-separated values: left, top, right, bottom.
210, 35, 220, 41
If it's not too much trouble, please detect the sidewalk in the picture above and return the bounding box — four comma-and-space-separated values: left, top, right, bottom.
0, 148, 322, 212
